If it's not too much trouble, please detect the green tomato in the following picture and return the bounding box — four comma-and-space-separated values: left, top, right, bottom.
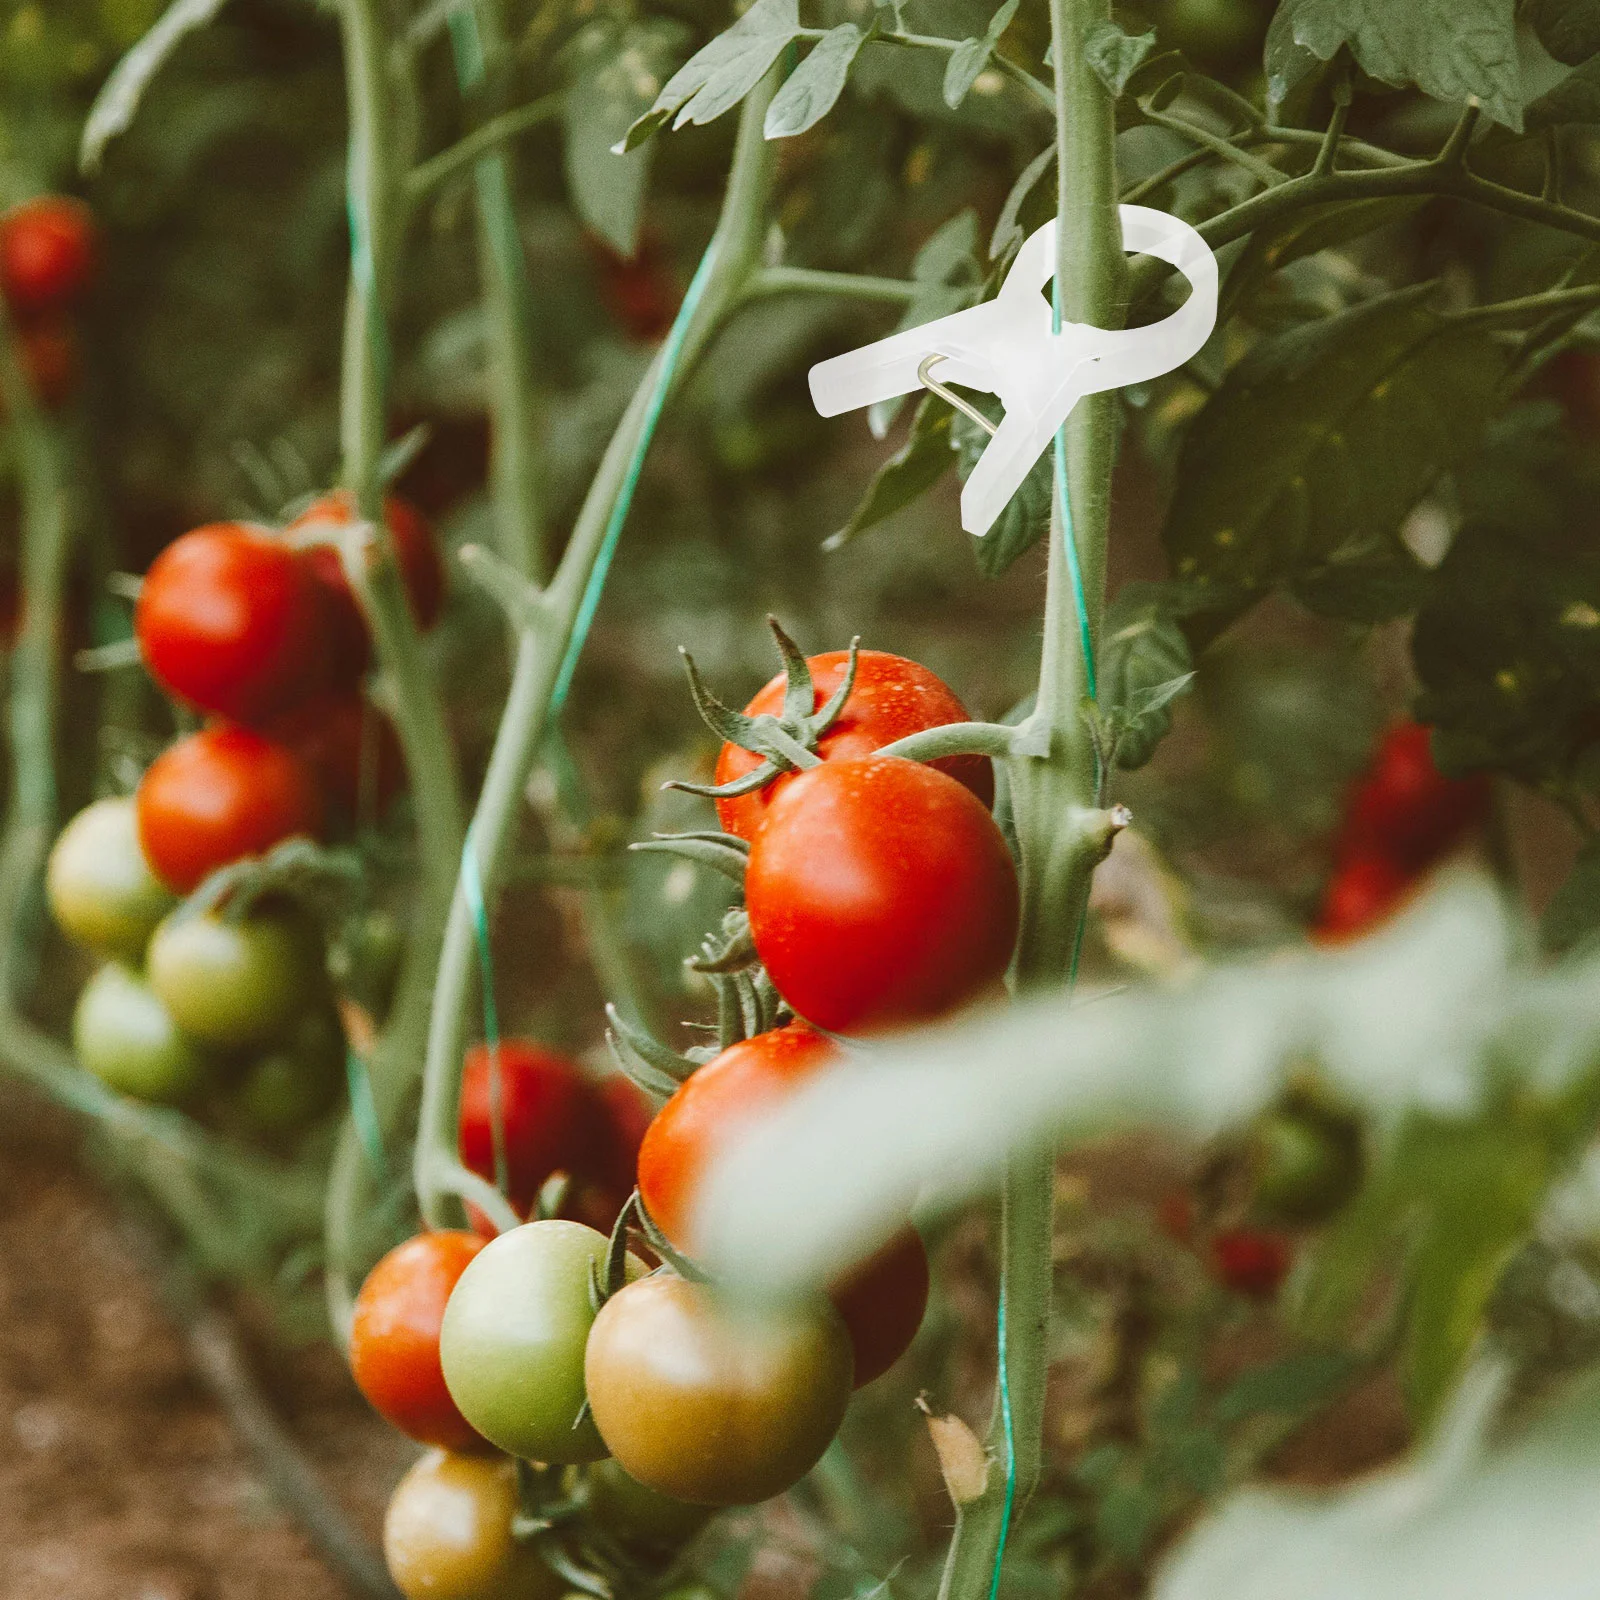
1162, 0, 1262, 66
72, 962, 213, 1104
1251, 1103, 1364, 1224
47, 797, 176, 960
228, 1007, 346, 1136
147, 908, 320, 1049
439, 1219, 644, 1463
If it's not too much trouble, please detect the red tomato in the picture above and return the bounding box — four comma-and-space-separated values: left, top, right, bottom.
1338, 723, 1489, 871
266, 691, 403, 820
746, 756, 1019, 1035
1311, 851, 1412, 945
588, 232, 680, 343
350, 1231, 487, 1451
288, 491, 445, 683
136, 523, 331, 724
715, 650, 993, 841
18, 321, 77, 408
637, 1026, 838, 1246
1157, 1188, 1196, 1245
458, 1042, 607, 1224
0, 197, 94, 315
828, 1227, 929, 1387
638, 1028, 925, 1385
1210, 1226, 1292, 1300
136, 725, 324, 893
594, 1074, 655, 1195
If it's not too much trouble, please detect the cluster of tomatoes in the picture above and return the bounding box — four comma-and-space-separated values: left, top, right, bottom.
1312, 721, 1490, 943
356, 635, 1018, 1599
45, 494, 440, 1134
0, 195, 95, 410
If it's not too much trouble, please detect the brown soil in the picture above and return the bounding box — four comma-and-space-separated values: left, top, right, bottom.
0, 1086, 410, 1600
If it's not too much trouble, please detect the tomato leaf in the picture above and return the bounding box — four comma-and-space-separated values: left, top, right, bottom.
81, 0, 232, 175
951, 395, 1052, 579
1264, 0, 1524, 131
1526, 0, 1600, 66
1095, 583, 1197, 769
764, 24, 864, 138
1162, 286, 1514, 613
1527, 52, 1600, 128
1083, 18, 1157, 99
1542, 840, 1600, 954
1213, 1349, 1361, 1424
827, 394, 954, 550
942, 0, 1021, 109
620, 0, 799, 147
562, 20, 688, 257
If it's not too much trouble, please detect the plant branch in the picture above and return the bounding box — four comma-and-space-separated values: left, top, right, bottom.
412, 76, 781, 1228
1141, 104, 1287, 189
405, 92, 565, 206
745, 266, 921, 303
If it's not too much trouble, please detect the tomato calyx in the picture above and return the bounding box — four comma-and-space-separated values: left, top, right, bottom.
605, 1004, 704, 1100
591, 1189, 706, 1316
667, 617, 861, 804
171, 832, 361, 928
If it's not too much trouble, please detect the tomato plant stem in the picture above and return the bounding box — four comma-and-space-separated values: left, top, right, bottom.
447, 1, 546, 581
942, 1, 1122, 1594
411, 76, 780, 1230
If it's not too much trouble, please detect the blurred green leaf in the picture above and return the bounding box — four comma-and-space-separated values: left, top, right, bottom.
1264, 0, 1524, 129
1163, 286, 1512, 610
563, 18, 688, 256
829, 394, 954, 549
1214, 1350, 1361, 1425
1543, 840, 1600, 954
1097, 582, 1196, 769
952, 395, 1052, 578
80, 0, 230, 174
1527, 52, 1600, 128
765, 24, 863, 137
1526, 0, 1600, 65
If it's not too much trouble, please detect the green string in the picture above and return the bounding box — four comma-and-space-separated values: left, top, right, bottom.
460, 826, 509, 1199
344, 1049, 387, 1175
550, 239, 720, 712
1051, 263, 1096, 702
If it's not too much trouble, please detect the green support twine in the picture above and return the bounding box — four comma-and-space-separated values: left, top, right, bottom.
344, 1048, 387, 1176
550, 239, 719, 712
987, 242, 1103, 1600
460, 827, 509, 1199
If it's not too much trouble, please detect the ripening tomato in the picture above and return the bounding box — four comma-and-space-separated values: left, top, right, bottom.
829, 1228, 930, 1387
1339, 723, 1490, 871
714, 649, 993, 841
1210, 1227, 1292, 1299
136, 725, 323, 894
457, 1042, 608, 1225
1160, 0, 1264, 67
225, 1006, 346, 1137
135, 523, 331, 724
585, 1274, 853, 1505
589, 231, 680, 342
351, 1231, 487, 1451
0, 197, 95, 314
1311, 850, 1411, 944
637, 1026, 837, 1246
746, 756, 1019, 1034
73, 962, 213, 1105
638, 1028, 925, 1385
47, 796, 176, 960
439, 1219, 644, 1463
288, 491, 444, 683
383, 1450, 561, 1600
266, 691, 404, 820
593, 1073, 655, 1195
147, 907, 321, 1049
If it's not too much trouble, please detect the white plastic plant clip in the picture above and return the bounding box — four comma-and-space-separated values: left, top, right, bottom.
807, 206, 1218, 537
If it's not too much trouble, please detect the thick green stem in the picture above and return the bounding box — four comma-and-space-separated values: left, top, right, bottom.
448, 1, 544, 580
0, 309, 69, 1005
413, 77, 779, 1228
941, 3, 1122, 1596
745, 266, 920, 304
325, 0, 467, 1331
